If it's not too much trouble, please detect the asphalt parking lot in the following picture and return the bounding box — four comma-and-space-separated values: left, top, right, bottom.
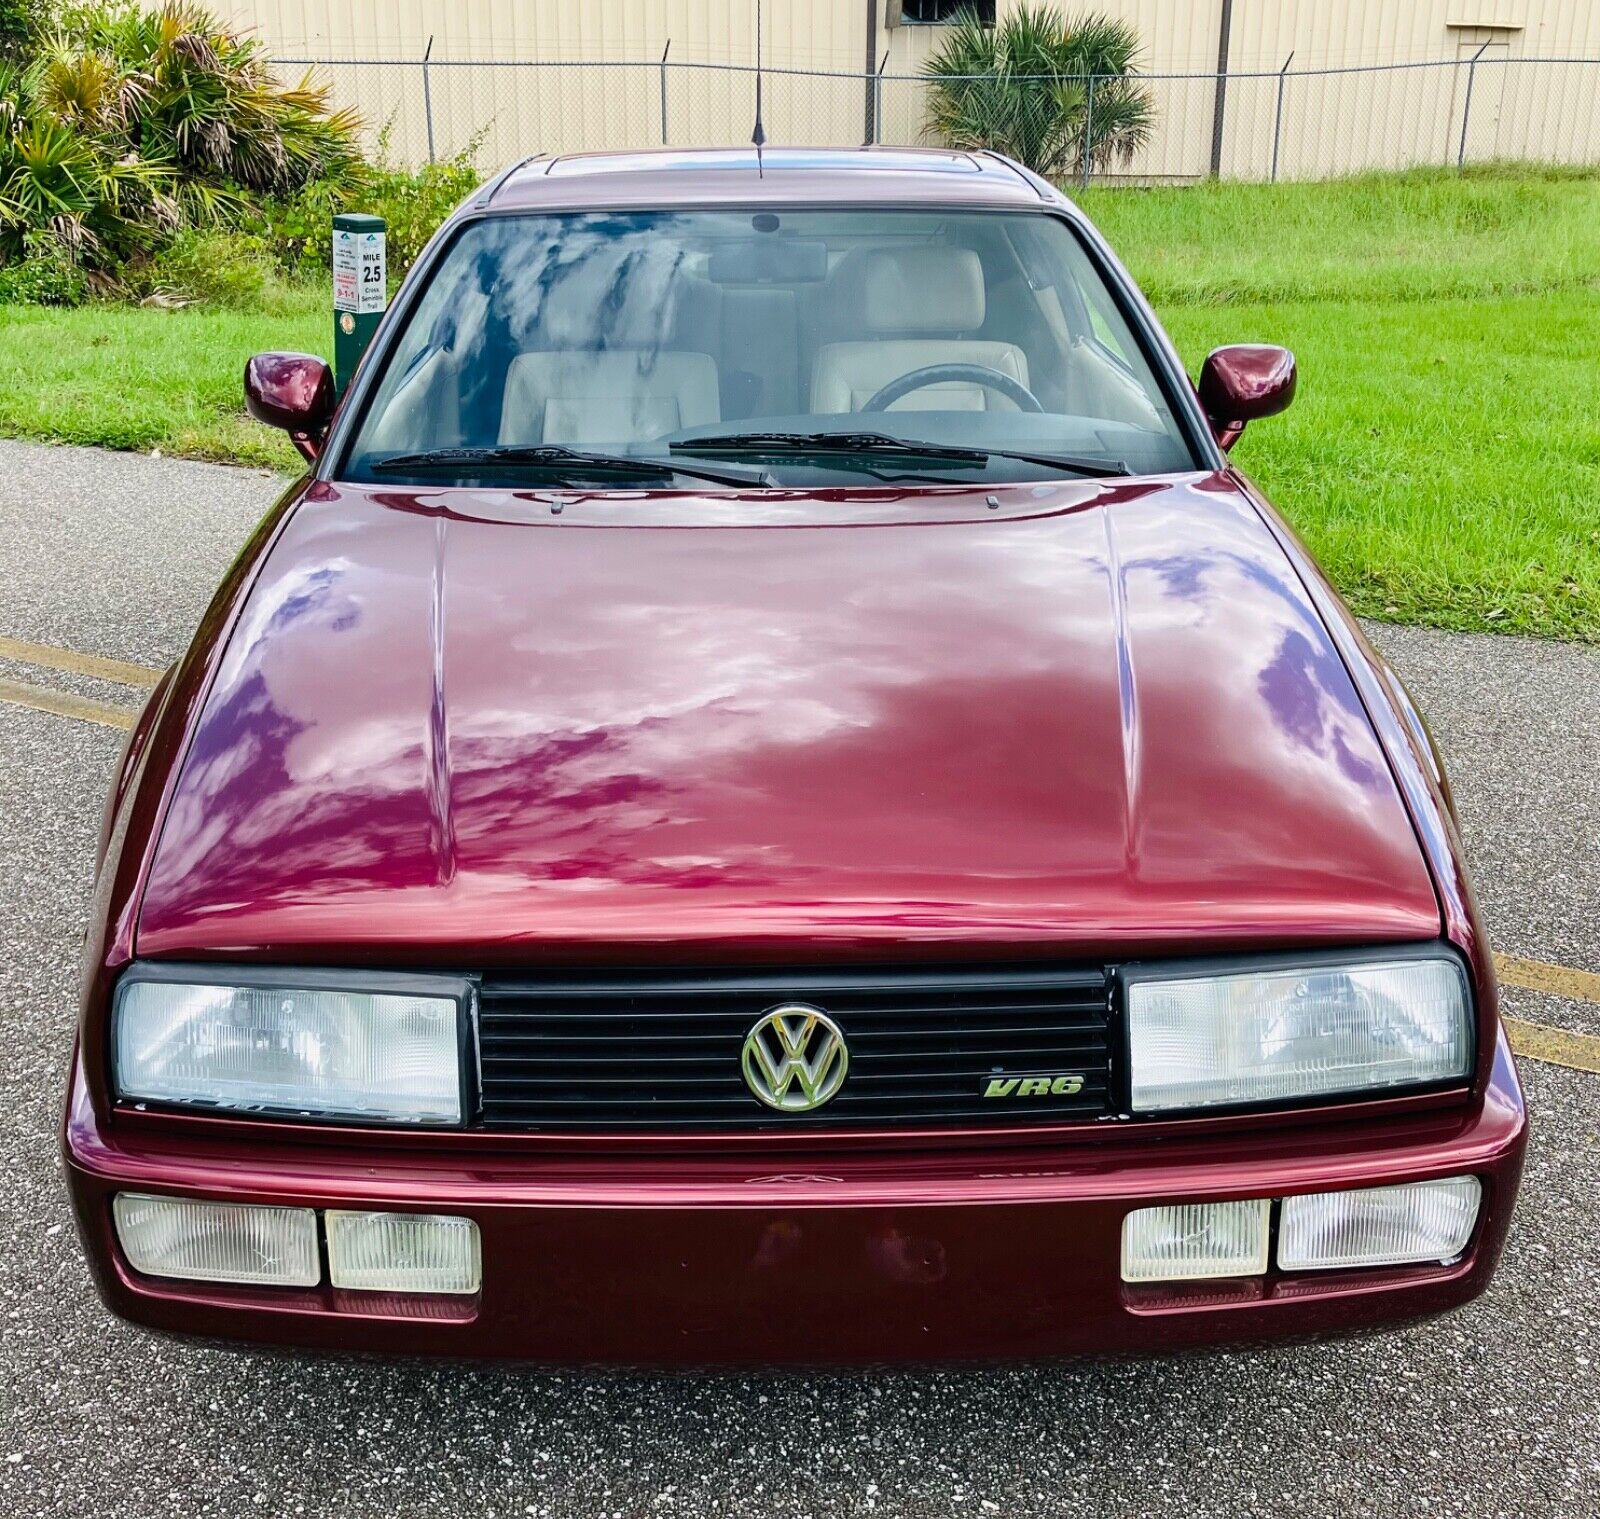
1, 439, 1596, 1518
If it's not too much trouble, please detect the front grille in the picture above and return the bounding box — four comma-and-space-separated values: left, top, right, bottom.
476, 966, 1114, 1132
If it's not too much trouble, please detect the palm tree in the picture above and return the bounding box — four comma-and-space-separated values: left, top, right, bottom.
0, 60, 176, 264
0, 3, 361, 274
921, 5, 1154, 181
83, 2, 362, 193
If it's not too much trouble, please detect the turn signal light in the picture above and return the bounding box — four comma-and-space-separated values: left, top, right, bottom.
1121, 1199, 1270, 1282
326, 1210, 481, 1295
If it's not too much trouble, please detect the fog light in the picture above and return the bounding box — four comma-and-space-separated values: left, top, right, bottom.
1121, 1198, 1270, 1282
1278, 1176, 1481, 1271
326, 1210, 481, 1295
112, 1192, 319, 1287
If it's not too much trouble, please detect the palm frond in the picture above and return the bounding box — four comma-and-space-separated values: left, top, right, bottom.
0, 0, 360, 272
921, 4, 1155, 180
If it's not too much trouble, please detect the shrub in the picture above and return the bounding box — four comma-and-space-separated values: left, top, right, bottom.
0, 229, 89, 302
125, 225, 273, 306
260, 132, 482, 282
0, 1, 360, 279
0, 0, 51, 60
62, 1, 361, 192
922, 4, 1154, 181
0, 82, 178, 270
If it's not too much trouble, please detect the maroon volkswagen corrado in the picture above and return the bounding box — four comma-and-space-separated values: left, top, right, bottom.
64, 147, 1525, 1363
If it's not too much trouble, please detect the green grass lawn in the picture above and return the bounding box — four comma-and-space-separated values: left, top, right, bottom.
0, 289, 323, 471
0, 165, 1596, 638
1162, 291, 1600, 640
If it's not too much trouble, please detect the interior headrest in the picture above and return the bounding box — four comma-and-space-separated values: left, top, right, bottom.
845, 247, 987, 335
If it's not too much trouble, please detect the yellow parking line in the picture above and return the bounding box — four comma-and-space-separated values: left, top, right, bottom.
1496, 953, 1600, 1073
1503, 1017, 1600, 1075
0, 634, 162, 689
1496, 951, 1600, 1006
0, 677, 136, 731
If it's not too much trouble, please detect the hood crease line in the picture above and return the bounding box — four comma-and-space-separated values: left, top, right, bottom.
1102, 505, 1141, 881
426, 513, 459, 886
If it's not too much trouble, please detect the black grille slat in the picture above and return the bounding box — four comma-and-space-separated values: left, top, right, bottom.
476, 967, 1113, 1134
477, 1087, 1111, 1108
485, 1001, 1095, 1017
478, 1023, 1109, 1041
479, 1106, 1105, 1131
480, 1051, 1110, 1069
480, 1074, 1114, 1094
480, 1028, 1105, 1051
480, 1047, 1110, 1072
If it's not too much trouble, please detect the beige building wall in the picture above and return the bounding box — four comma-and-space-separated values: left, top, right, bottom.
229, 0, 1600, 179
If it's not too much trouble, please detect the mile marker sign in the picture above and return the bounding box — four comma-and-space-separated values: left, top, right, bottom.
332, 212, 386, 393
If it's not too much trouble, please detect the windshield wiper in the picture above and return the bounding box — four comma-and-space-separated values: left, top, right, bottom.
369, 444, 772, 489
672, 430, 988, 462
669, 431, 1130, 479
983, 445, 1131, 478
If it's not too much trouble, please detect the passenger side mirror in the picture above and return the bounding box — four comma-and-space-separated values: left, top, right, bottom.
244, 352, 336, 463
1197, 344, 1296, 451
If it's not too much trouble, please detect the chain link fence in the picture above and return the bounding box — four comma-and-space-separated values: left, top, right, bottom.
277, 51, 1600, 185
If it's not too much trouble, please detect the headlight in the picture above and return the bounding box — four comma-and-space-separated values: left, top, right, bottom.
112, 967, 469, 1125
1126, 953, 1472, 1113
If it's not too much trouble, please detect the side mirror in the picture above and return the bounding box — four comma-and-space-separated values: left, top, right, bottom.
1197, 344, 1296, 451
244, 352, 335, 464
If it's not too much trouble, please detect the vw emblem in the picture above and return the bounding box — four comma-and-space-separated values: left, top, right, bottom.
741, 1004, 849, 1112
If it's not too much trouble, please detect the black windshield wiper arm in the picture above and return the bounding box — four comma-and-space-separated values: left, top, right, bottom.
981, 447, 1131, 478
671, 432, 1130, 479
671, 430, 990, 462
370, 444, 772, 488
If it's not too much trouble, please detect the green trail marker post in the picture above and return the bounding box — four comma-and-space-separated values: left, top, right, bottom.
332, 212, 386, 393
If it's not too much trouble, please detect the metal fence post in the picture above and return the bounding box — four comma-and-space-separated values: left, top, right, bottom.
1209, 0, 1234, 176
1458, 40, 1490, 169
1270, 51, 1294, 182
659, 40, 671, 145
1080, 73, 1095, 190
872, 50, 888, 145
421, 35, 435, 164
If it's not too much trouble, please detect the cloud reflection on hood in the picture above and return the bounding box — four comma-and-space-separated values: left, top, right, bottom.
138, 477, 1439, 959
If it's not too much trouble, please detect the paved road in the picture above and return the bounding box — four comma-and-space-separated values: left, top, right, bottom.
1, 441, 1596, 1518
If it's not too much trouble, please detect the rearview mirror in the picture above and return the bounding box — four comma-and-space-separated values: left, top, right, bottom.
244, 352, 335, 463
1197, 344, 1296, 451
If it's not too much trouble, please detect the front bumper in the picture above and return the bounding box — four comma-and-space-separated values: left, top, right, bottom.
64, 1031, 1527, 1365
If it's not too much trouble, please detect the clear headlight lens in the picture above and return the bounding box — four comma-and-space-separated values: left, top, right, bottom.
1127, 955, 1472, 1113
113, 1192, 320, 1287
113, 970, 467, 1124
1279, 1176, 1481, 1271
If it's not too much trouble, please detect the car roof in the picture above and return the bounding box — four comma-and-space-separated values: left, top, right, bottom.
482, 145, 1062, 212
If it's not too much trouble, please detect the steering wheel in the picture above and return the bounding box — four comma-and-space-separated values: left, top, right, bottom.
861, 362, 1044, 414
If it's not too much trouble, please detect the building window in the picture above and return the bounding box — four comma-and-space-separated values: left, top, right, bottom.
899, 0, 996, 24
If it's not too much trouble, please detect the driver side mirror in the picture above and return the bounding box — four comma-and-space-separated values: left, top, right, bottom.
244, 352, 335, 464
1197, 344, 1296, 451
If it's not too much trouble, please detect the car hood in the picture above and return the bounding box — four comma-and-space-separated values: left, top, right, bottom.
136, 475, 1440, 964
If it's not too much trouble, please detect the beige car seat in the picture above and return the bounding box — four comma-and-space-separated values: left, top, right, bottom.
499, 350, 721, 446
809, 247, 1029, 414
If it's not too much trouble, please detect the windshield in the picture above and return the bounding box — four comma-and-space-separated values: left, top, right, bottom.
340, 208, 1197, 487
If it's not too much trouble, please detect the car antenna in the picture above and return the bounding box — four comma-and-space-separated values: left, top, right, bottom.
750, 0, 766, 156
